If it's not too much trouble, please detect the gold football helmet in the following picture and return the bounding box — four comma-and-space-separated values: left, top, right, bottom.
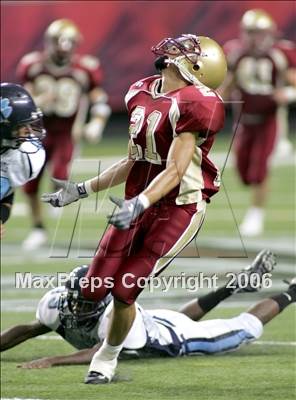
45, 19, 82, 64
45, 19, 82, 43
241, 9, 276, 31
152, 34, 227, 89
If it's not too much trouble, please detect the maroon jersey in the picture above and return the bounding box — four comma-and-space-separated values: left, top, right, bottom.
224, 39, 296, 117
124, 76, 225, 204
17, 51, 103, 136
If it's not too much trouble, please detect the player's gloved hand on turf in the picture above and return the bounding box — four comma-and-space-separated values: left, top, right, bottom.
40, 178, 89, 207
107, 194, 149, 230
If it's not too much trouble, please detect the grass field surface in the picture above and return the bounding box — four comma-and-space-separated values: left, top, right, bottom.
1, 307, 295, 400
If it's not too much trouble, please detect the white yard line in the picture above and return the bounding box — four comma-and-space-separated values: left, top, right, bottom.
1, 398, 46, 400
2, 299, 295, 312
68, 153, 296, 174
32, 336, 296, 347
11, 203, 296, 220
253, 341, 296, 346
35, 335, 62, 341
2, 238, 295, 261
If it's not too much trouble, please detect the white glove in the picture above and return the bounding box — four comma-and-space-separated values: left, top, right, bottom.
84, 119, 104, 144
41, 178, 89, 207
107, 194, 149, 230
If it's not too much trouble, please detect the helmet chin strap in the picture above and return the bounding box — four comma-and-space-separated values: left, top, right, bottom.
165, 56, 203, 87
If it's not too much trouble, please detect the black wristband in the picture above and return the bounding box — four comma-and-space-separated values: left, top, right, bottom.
0, 203, 11, 223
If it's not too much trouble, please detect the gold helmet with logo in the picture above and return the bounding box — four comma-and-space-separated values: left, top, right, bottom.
45, 19, 82, 64
241, 9, 276, 31
152, 34, 227, 89
45, 19, 82, 43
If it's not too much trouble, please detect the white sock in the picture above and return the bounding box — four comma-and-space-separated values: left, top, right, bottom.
88, 339, 122, 378
94, 339, 123, 361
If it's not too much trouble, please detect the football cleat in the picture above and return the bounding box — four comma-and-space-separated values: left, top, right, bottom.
119, 349, 140, 360
283, 277, 296, 294
233, 249, 276, 293
84, 371, 110, 385
22, 228, 48, 251
85, 354, 117, 384
239, 207, 264, 237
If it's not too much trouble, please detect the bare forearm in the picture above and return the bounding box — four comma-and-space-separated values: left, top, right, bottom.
142, 132, 196, 205
47, 347, 99, 366
286, 68, 296, 86
88, 157, 135, 193
142, 163, 181, 205
1, 323, 50, 351
1, 325, 36, 351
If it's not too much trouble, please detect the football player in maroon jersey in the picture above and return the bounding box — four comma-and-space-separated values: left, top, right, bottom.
222, 9, 296, 236
41, 34, 227, 383
17, 19, 111, 250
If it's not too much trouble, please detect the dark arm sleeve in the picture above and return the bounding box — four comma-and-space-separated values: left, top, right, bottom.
0, 192, 14, 223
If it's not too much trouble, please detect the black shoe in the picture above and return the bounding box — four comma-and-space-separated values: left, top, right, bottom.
234, 249, 276, 293
84, 371, 110, 384
119, 349, 140, 360
283, 277, 296, 293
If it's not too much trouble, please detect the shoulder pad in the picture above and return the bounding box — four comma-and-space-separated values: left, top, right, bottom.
78, 55, 100, 70
177, 84, 219, 103
130, 75, 160, 91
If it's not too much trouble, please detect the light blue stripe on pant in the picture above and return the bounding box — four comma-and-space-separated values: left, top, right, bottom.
185, 329, 254, 355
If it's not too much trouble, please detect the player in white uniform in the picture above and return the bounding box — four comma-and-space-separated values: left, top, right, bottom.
2, 250, 295, 372
0, 83, 45, 229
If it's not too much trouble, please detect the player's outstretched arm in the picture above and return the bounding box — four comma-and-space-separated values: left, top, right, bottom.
18, 344, 101, 369
142, 131, 196, 205
108, 132, 196, 229
83, 87, 112, 144
0, 320, 51, 351
41, 144, 135, 207
273, 68, 296, 105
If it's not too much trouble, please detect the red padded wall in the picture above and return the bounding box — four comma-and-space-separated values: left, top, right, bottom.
1, 1, 295, 110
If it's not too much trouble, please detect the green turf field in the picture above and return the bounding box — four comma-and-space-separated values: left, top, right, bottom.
1, 135, 295, 399
1, 308, 295, 400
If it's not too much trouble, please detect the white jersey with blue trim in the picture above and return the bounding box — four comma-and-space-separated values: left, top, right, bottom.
36, 287, 110, 350
0, 142, 45, 197
99, 304, 263, 357
141, 309, 263, 356
36, 287, 263, 355
36, 288, 173, 351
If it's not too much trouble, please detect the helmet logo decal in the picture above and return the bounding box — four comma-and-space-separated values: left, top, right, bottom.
0, 98, 13, 122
